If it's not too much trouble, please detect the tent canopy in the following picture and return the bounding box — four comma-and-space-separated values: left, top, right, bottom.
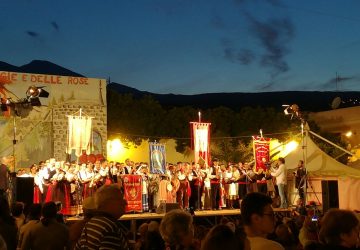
284, 133, 360, 179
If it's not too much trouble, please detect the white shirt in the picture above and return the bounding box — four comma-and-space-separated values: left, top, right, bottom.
271, 163, 287, 185
248, 236, 285, 250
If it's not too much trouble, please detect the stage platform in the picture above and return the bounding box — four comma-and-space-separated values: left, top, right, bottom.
66, 207, 292, 234
67, 207, 292, 222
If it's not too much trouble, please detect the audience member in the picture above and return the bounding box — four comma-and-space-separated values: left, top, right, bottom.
240, 192, 285, 250
134, 222, 148, 250
11, 202, 25, 230
68, 196, 96, 249
19, 202, 69, 250
0, 197, 17, 250
143, 221, 165, 250
160, 209, 199, 250
74, 184, 129, 250
201, 224, 248, 250
17, 203, 42, 249
317, 209, 359, 249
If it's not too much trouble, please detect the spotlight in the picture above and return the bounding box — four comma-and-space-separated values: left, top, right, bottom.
283, 104, 304, 122
26, 86, 49, 99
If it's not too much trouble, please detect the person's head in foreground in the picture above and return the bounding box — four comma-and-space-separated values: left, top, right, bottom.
240, 192, 275, 237
94, 184, 127, 219
201, 224, 249, 250
159, 209, 194, 249
319, 208, 359, 248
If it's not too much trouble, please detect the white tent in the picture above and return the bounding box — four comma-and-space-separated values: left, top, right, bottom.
284, 132, 360, 210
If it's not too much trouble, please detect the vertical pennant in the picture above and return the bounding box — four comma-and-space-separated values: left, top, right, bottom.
191, 122, 211, 166
149, 142, 166, 174
252, 136, 271, 171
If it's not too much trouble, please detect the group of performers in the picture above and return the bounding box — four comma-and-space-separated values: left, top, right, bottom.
16, 157, 286, 214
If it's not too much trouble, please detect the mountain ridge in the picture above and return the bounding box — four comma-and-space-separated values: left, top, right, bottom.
1, 60, 359, 112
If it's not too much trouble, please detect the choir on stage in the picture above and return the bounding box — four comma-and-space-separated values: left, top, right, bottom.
16, 157, 281, 214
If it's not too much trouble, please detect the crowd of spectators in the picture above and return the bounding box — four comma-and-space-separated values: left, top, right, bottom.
1, 190, 359, 250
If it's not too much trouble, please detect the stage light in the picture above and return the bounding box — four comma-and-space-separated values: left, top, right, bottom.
23, 85, 50, 110
107, 139, 125, 159
283, 103, 303, 122
345, 131, 352, 138
26, 86, 49, 99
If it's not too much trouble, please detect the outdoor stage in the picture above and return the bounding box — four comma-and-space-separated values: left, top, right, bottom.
66, 207, 292, 233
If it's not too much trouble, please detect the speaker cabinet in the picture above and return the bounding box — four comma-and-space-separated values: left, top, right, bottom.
156, 202, 180, 214
15, 177, 34, 206
321, 180, 339, 213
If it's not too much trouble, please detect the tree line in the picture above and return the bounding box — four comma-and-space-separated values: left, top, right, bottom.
107, 89, 347, 164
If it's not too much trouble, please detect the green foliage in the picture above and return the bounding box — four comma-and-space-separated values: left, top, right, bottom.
107, 91, 304, 163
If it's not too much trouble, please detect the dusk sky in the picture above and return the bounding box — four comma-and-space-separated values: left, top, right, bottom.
1, 0, 360, 94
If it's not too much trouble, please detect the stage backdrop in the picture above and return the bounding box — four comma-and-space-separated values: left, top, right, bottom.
0, 71, 107, 170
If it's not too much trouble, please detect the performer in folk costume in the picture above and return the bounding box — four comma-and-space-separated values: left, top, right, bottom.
244, 163, 257, 193
44, 161, 59, 203
65, 164, 79, 206
124, 158, 134, 174
158, 174, 171, 203
137, 165, 150, 212
40, 160, 55, 203
93, 161, 104, 188
201, 163, 212, 210
100, 160, 112, 185
171, 171, 180, 204
223, 164, 239, 209
109, 161, 119, 183
219, 164, 226, 208
188, 163, 204, 210
81, 163, 96, 199
209, 159, 221, 210
176, 163, 189, 209
49, 162, 71, 214
30, 164, 42, 204
255, 167, 267, 194
237, 162, 248, 203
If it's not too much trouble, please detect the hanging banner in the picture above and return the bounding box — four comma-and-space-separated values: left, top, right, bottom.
252, 136, 271, 171
123, 174, 143, 213
149, 142, 166, 174
67, 114, 93, 157
190, 122, 211, 166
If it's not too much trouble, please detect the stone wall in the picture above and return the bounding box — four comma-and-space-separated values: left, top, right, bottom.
52, 101, 107, 161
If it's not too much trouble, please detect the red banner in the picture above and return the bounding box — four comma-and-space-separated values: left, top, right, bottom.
122, 175, 143, 213
252, 136, 271, 171
190, 122, 211, 166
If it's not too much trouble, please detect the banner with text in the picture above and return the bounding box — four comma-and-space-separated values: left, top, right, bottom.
0, 71, 106, 170
252, 136, 271, 171
123, 174, 143, 213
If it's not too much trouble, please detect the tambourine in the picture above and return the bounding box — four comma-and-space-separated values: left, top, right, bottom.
166, 183, 173, 192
